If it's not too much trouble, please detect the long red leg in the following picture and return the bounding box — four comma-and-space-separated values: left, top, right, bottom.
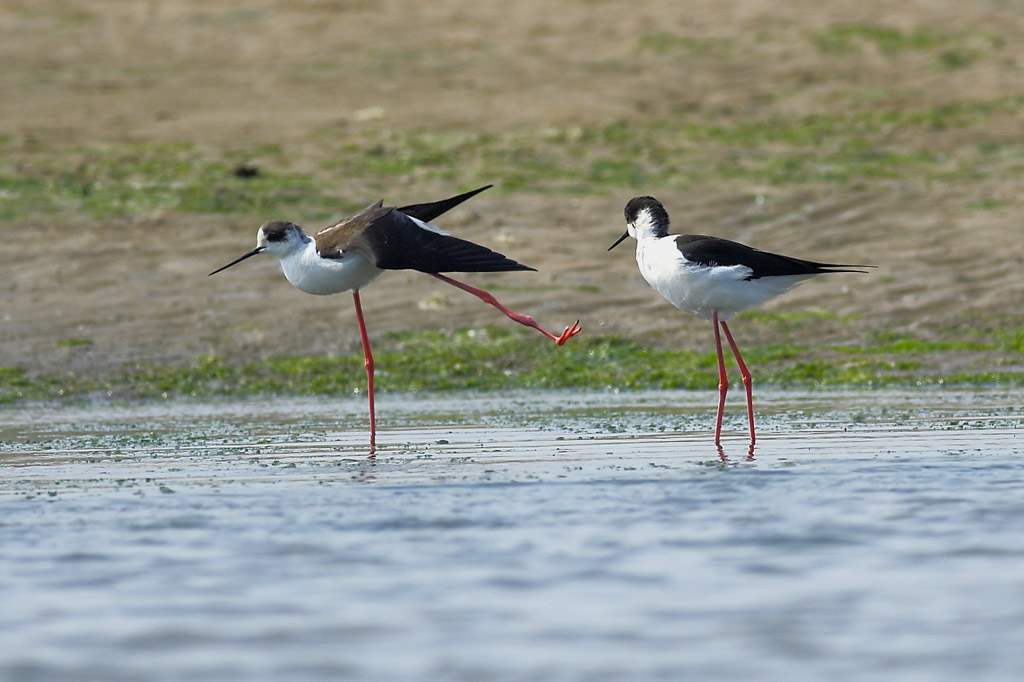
712, 311, 728, 446
720, 320, 755, 444
430, 273, 581, 345
352, 290, 376, 455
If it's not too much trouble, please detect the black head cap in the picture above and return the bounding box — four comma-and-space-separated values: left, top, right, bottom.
260, 220, 296, 242
624, 196, 669, 230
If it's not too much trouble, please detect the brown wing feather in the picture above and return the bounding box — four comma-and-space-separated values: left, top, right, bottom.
313, 201, 390, 259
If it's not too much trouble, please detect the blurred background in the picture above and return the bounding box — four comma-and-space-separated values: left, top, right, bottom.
2, 0, 1023, 384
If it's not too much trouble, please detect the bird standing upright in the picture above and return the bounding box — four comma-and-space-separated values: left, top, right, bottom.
210, 185, 581, 453
609, 196, 870, 445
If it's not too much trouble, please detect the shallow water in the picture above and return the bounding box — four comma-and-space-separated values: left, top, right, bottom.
2, 389, 1023, 681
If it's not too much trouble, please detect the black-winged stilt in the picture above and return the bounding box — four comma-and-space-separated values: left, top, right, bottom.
609, 195, 870, 445
211, 185, 581, 453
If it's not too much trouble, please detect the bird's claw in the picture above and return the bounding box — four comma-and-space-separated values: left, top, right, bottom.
554, 320, 582, 346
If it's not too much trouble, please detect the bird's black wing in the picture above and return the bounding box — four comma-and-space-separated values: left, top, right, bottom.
675, 235, 872, 280
322, 207, 533, 273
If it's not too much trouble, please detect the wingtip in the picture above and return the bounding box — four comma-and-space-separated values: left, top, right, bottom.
822, 264, 877, 274
489, 262, 536, 273
397, 184, 494, 224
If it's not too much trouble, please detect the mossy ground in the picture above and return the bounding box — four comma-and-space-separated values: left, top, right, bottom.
4, 90, 1024, 221
4, 322, 1022, 405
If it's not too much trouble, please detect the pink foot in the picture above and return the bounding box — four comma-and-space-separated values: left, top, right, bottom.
555, 320, 582, 346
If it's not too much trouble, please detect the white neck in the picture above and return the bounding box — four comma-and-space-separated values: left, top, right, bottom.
631, 208, 667, 242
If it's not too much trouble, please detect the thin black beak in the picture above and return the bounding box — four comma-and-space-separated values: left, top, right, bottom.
607, 231, 629, 251
208, 246, 265, 276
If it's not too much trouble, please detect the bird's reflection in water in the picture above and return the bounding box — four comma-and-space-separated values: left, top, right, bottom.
716, 441, 756, 464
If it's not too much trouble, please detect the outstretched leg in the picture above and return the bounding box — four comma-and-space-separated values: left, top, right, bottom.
352, 290, 376, 455
712, 311, 728, 445
430, 273, 581, 345
720, 320, 755, 444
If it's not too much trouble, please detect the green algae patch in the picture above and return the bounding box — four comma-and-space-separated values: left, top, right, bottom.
3, 326, 1023, 405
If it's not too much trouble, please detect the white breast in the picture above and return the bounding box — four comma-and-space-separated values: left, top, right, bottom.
279, 241, 383, 295
636, 237, 814, 320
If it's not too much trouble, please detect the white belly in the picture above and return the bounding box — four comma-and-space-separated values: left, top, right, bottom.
637, 238, 813, 320
281, 247, 383, 295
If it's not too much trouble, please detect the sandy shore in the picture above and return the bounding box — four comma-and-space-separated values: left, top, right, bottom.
2, 0, 1022, 375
